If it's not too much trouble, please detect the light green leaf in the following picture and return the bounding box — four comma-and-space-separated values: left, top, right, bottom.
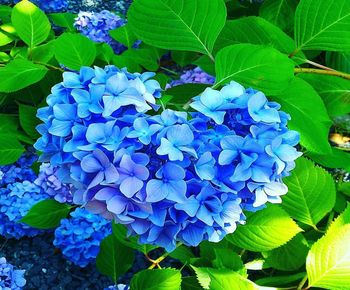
19, 104, 39, 138
32, 41, 55, 63
264, 234, 309, 271
130, 269, 181, 290
299, 74, 350, 116
54, 33, 96, 70
49, 12, 76, 31
272, 78, 332, 154
0, 134, 24, 165
227, 206, 302, 252
259, 0, 297, 34
0, 29, 14, 46
20, 199, 72, 229
128, 0, 226, 57
96, 234, 135, 283
214, 44, 294, 95
215, 17, 300, 57
282, 157, 336, 227
0, 59, 48, 93
306, 224, 350, 289
295, 0, 350, 52
327, 204, 350, 235
212, 248, 245, 274
326, 51, 350, 73
11, 0, 51, 47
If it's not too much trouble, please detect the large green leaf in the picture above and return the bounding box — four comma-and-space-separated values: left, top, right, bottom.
128, 0, 226, 57
282, 157, 336, 227
294, 0, 350, 52
264, 234, 309, 271
214, 44, 294, 95
327, 204, 350, 236
54, 33, 96, 70
259, 0, 297, 34
272, 78, 332, 154
11, 0, 51, 47
227, 206, 301, 252
215, 17, 300, 56
130, 269, 181, 290
0, 134, 24, 165
96, 234, 135, 283
0, 59, 48, 93
299, 74, 350, 116
306, 224, 350, 289
19, 104, 39, 138
20, 199, 72, 229
308, 147, 350, 172
109, 24, 138, 48
326, 51, 350, 73
49, 13, 76, 31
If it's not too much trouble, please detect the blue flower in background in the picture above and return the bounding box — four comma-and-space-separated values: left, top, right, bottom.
53, 208, 112, 267
168, 67, 215, 88
0, 257, 26, 290
105, 285, 130, 290
35, 64, 300, 252
75, 10, 128, 54
0, 181, 48, 239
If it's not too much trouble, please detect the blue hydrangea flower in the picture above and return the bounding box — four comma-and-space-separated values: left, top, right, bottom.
0, 257, 26, 290
53, 208, 112, 267
35, 163, 73, 203
0, 152, 37, 188
168, 67, 215, 88
74, 10, 128, 54
0, 181, 48, 239
105, 285, 129, 290
35, 65, 300, 252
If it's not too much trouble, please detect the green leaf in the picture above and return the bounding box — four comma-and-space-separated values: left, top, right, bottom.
227, 206, 302, 252
169, 245, 195, 264
128, 0, 226, 57
282, 157, 336, 227
112, 223, 157, 254
130, 269, 181, 290
0, 29, 15, 46
215, 17, 300, 57
122, 48, 160, 71
299, 74, 350, 117
326, 51, 350, 73
165, 83, 210, 106
308, 147, 350, 172
54, 33, 96, 70
0, 5, 12, 23
0, 52, 10, 62
255, 272, 306, 287
212, 249, 245, 273
272, 78, 332, 154
11, 0, 51, 47
0, 59, 48, 93
171, 51, 199, 67
294, 0, 350, 52
327, 204, 350, 235
0, 134, 24, 165
193, 55, 215, 75
259, 0, 297, 34
264, 234, 309, 271
20, 199, 72, 229
214, 44, 294, 95
49, 13, 76, 31
96, 234, 135, 283
32, 41, 55, 63
19, 104, 39, 138
96, 43, 114, 64
182, 277, 203, 290
306, 224, 350, 289
109, 24, 138, 48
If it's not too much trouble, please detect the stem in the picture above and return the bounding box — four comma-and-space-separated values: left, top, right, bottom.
208, 53, 215, 63
34, 61, 64, 72
160, 66, 178, 76
294, 68, 350, 80
297, 274, 308, 290
305, 59, 335, 71
147, 242, 183, 269
289, 48, 300, 58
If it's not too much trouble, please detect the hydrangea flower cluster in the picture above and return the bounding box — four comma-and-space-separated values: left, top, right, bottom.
0, 152, 37, 187
35, 65, 301, 252
53, 208, 112, 267
35, 163, 73, 203
0, 181, 48, 239
74, 10, 128, 55
0, 257, 26, 290
169, 67, 215, 87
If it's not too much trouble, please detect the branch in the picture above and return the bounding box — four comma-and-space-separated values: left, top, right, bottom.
294, 68, 350, 80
